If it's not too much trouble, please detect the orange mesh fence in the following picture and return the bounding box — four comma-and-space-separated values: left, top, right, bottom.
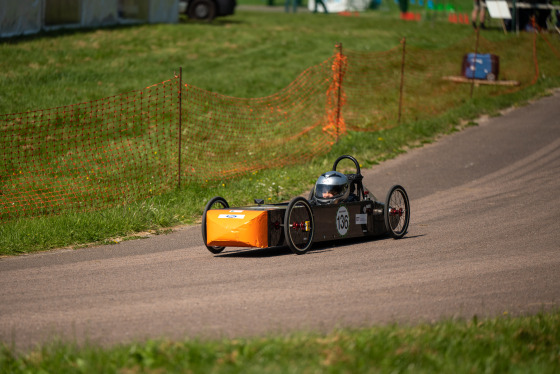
180, 55, 337, 184
1, 34, 559, 222
1, 79, 180, 221
348, 32, 559, 129
1, 57, 341, 221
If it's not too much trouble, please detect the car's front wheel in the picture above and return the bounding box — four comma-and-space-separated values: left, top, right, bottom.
188, 0, 217, 21
284, 197, 314, 255
384, 185, 410, 239
202, 196, 229, 254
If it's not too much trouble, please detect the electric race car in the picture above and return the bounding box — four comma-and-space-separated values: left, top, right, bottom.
202, 155, 410, 255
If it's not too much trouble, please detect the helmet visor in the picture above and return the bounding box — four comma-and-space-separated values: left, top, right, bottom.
315, 184, 345, 199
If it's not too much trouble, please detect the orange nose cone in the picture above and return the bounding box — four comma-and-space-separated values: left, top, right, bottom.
206, 209, 269, 248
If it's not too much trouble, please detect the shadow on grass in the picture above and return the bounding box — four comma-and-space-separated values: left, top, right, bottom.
179, 18, 246, 26
0, 23, 147, 45
1, 16, 245, 46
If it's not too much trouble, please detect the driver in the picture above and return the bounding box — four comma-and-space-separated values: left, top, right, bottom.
312, 171, 350, 205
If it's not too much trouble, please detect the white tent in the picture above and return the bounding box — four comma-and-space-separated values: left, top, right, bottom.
0, 1, 42, 37
0, 0, 178, 38
308, 0, 370, 13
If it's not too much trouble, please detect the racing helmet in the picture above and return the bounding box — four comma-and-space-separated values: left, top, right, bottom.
313, 171, 350, 205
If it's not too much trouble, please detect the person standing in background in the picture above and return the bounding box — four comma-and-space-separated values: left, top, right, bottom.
472, 0, 486, 29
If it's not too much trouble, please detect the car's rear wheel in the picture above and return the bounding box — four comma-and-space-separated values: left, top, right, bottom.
188, 0, 217, 21
384, 185, 410, 239
202, 196, 229, 254
284, 197, 314, 255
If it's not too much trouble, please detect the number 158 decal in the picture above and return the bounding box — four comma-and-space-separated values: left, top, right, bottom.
336, 206, 349, 236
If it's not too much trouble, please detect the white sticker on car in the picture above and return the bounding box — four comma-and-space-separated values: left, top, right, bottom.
229, 210, 244, 213
356, 214, 367, 225
218, 214, 245, 219
336, 206, 349, 236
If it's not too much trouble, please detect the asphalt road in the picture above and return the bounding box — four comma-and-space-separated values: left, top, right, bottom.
1, 90, 559, 350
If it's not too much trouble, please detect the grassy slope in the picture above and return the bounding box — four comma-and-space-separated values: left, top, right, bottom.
1, 5, 487, 114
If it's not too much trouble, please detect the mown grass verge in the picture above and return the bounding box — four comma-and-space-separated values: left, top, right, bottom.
2, 311, 559, 373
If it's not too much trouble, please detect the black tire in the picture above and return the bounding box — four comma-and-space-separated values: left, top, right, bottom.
188, 0, 217, 21
202, 196, 229, 254
384, 185, 410, 239
284, 197, 314, 255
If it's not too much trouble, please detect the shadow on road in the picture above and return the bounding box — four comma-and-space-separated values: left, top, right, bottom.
214, 245, 333, 258
213, 233, 422, 258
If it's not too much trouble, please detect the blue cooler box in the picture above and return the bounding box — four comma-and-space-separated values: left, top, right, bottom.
462, 53, 500, 81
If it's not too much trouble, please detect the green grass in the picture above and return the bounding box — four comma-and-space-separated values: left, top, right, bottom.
1, 8, 560, 255
2, 311, 559, 373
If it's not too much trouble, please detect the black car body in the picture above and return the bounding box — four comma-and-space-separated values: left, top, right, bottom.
202, 156, 411, 255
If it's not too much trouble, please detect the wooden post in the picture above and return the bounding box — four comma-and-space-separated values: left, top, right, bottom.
398, 37, 406, 123
178, 67, 183, 189
336, 43, 343, 143
470, 29, 480, 99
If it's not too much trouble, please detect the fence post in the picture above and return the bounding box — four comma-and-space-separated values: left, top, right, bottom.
470, 29, 480, 99
398, 37, 406, 124
530, 16, 539, 85
178, 67, 183, 189
336, 42, 343, 143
